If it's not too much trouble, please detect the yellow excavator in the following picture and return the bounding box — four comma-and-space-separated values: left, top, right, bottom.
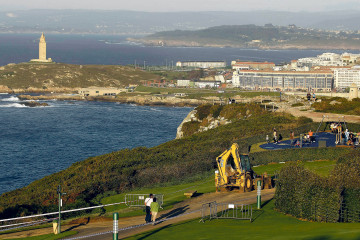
215, 143, 272, 192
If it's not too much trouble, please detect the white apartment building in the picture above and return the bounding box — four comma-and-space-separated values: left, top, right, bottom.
334, 67, 360, 89
176, 61, 226, 68
296, 53, 345, 69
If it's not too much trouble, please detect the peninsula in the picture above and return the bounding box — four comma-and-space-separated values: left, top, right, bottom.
129, 24, 360, 50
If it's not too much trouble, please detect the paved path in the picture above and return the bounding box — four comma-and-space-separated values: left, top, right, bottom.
280, 106, 360, 123
1, 189, 275, 240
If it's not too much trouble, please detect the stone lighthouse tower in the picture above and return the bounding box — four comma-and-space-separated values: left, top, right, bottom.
39, 33, 46, 61
30, 33, 52, 62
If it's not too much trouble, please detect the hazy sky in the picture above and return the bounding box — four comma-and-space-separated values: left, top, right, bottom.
1, 0, 360, 12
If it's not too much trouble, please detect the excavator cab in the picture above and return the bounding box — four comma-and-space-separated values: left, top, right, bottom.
240, 155, 251, 172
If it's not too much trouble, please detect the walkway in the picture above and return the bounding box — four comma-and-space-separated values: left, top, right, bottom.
1, 189, 275, 240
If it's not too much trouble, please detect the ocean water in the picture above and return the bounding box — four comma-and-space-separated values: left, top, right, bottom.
0, 94, 191, 194
1, 33, 358, 66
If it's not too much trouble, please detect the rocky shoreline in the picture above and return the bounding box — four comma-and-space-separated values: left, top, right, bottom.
17, 94, 206, 107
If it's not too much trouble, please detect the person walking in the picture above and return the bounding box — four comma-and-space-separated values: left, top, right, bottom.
144, 194, 153, 223
150, 197, 160, 225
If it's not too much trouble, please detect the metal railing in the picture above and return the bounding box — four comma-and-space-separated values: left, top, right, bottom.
125, 194, 164, 208
200, 201, 252, 222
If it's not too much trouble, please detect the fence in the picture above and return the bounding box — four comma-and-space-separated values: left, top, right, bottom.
200, 201, 252, 222
125, 194, 164, 208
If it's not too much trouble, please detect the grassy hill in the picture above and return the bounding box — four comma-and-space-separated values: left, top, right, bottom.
0, 103, 357, 219
133, 24, 360, 49
0, 63, 159, 90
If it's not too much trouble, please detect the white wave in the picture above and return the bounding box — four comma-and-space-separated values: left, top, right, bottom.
0, 96, 20, 102
0, 93, 9, 95
0, 103, 27, 108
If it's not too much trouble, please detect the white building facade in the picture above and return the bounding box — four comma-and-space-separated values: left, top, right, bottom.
334, 67, 360, 89
176, 61, 226, 68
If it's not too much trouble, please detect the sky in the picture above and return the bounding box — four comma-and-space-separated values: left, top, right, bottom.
1, 0, 360, 12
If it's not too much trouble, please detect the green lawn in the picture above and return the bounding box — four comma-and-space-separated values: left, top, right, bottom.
3, 231, 77, 240
135, 86, 280, 99
253, 160, 336, 177
101, 176, 216, 217
101, 160, 336, 218
125, 200, 360, 240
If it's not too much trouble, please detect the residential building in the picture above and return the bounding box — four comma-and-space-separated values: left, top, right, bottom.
194, 80, 221, 88
232, 70, 333, 91
176, 79, 192, 87
231, 61, 275, 71
334, 67, 360, 89
78, 87, 126, 96
176, 61, 226, 68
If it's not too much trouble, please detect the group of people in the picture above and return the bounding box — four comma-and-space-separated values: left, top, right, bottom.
144, 193, 160, 225
271, 129, 283, 144
267, 130, 315, 147
306, 92, 316, 102
330, 123, 358, 145
303, 130, 316, 143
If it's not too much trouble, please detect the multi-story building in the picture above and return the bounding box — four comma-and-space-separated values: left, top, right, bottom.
341, 53, 360, 64
334, 67, 360, 89
295, 53, 345, 69
176, 61, 226, 68
232, 70, 333, 91
231, 61, 275, 71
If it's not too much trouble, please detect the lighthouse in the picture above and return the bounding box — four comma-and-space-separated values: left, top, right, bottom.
30, 33, 52, 63
39, 33, 47, 61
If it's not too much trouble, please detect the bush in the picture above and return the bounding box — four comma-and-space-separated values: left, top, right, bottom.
291, 102, 304, 107
275, 153, 360, 223
209, 105, 223, 118
195, 104, 212, 120
275, 163, 340, 222
182, 121, 201, 137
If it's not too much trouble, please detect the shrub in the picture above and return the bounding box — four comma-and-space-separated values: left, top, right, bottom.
209, 105, 223, 118
181, 121, 201, 138
275, 153, 360, 222
291, 102, 304, 107
195, 104, 212, 120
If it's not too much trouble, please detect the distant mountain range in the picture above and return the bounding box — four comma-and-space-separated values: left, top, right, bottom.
131, 24, 360, 50
0, 10, 360, 35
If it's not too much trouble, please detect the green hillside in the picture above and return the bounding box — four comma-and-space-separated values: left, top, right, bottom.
0, 104, 356, 219
135, 24, 360, 49
0, 63, 158, 90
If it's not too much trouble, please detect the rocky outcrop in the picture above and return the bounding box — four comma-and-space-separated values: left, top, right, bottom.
176, 110, 197, 139
0, 85, 12, 93
21, 101, 49, 107
176, 109, 232, 139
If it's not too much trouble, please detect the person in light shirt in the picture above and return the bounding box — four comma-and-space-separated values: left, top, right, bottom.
144, 193, 153, 223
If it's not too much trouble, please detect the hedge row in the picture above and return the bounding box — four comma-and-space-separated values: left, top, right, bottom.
275, 163, 340, 222
275, 152, 360, 222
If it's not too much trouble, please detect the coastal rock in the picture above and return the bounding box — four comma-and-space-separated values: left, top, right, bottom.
176, 106, 233, 139
21, 101, 49, 107
176, 109, 197, 139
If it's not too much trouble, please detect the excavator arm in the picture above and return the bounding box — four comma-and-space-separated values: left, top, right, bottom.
215, 143, 244, 186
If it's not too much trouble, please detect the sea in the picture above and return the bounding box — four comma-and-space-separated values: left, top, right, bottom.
0, 94, 191, 194
0, 33, 358, 195
1, 33, 359, 66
